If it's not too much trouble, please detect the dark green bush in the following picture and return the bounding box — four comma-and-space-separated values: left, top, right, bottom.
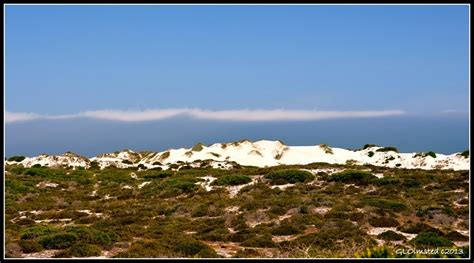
89, 161, 100, 169
55, 242, 102, 257
271, 224, 301, 236
264, 169, 314, 185
191, 143, 205, 152
39, 232, 78, 249
412, 232, 453, 248
363, 144, 378, 149
18, 240, 43, 253
328, 170, 376, 185
122, 160, 133, 164
368, 217, 400, 227
377, 231, 405, 241
363, 198, 407, 212
211, 175, 251, 186
376, 147, 398, 153
368, 151, 374, 157
20, 226, 59, 240
459, 150, 469, 158
174, 240, 216, 257
241, 234, 275, 248
143, 171, 174, 179
445, 231, 468, 241
397, 222, 443, 235
7, 156, 26, 162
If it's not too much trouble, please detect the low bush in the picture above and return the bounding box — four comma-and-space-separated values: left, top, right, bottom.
18, 240, 43, 253
143, 171, 174, 179
368, 151, 374, 157
241, 234, 275, 248
363, 198, 407, 212
414, 152, 437, 158
211, 175, 251, 186
20, 226, 59, 240
397, 222, 443, 235
368, 216, 400, 227
411, 232, 453, 248
328, 170, 376, 185
191, 143, 205, 152
174, 240, 217, 257
55, 242, 102, 258
363, 144, 379, 149
377, 231, 405, 241
458, 150, 469, 158
271, 224, 301, 236
264, 169, 314, 185
39, 232, 78, 249
445, 231, 468, 241
376, 147, 398, 153
7, 156, 26, 162
319, 144, 333, 154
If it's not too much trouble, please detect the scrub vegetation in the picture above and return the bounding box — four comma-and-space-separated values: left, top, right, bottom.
5, 162, 469, 258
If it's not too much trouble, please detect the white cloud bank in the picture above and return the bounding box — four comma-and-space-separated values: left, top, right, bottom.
5, 108, 405, 123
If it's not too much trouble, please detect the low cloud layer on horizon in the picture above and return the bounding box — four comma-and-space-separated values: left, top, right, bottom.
5, 108, 406, 123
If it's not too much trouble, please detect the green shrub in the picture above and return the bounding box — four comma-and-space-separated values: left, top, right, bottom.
39, 232, 78, 249
363, 144, 378, 150
414, 152, 437, 158
168, 163, 179, 169
319, 144, 333, 154
191, 143, 205, 152
264, 169, 314, 185
241, 234, 275, 248
397, 222, 443, 235
174, 240, 216, 257
363, 198, 407, 212
444, 231, 468, 241
377, 231, 405, 241
160, 151, 170, 160
328, 170, 376, 185
55, 242, 102, 257
370, 177, 400, 186
376, 147, 398, 153
89, 161, 100, 169
18, 240, 43, 253
143, 171, 174, 179
7, 156, 26, 162
368, 151, 374, 157
402, 178, 421, 188
211, 175, 251, 186
458, 150, 469, 158
271, 224, 301, 236
122, 160, 133, 164
412, 232, 453, 248
20, 226, 59, 240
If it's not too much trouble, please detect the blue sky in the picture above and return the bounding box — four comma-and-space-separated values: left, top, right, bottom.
4, 4, 470, 156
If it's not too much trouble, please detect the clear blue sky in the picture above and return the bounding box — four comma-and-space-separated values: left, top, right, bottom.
4, 4, 470, 156
6, 4, 469, 114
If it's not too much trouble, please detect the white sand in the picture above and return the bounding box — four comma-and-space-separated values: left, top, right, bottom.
9, 140, 469, 171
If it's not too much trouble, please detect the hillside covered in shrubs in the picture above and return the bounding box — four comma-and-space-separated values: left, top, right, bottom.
5, 161, 469, 258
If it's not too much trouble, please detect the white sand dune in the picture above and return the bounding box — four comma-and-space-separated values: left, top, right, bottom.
6, 140, 469, 171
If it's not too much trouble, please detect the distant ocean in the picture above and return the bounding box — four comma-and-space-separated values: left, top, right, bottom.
5, 114, 469, 157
